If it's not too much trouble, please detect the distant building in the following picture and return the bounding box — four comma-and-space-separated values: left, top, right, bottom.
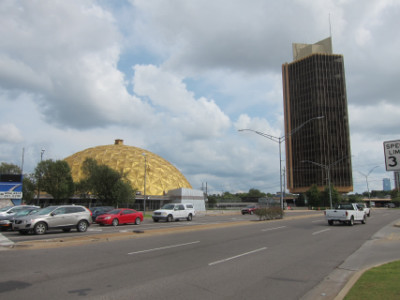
383, 178, 391, 191
282, 37, 353, 194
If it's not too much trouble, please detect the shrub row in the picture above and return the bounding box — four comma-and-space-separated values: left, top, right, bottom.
254, 207, 284, 221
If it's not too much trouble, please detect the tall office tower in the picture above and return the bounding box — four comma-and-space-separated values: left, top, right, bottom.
383, 178, 391, 191
282, 37, 353, 194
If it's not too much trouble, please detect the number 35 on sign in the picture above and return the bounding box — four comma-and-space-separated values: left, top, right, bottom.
384, 140, 400, 171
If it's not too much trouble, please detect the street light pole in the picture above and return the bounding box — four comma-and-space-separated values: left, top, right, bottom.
142, 153, 147, 215
359, 166, 379, 202
239, 116, 324, 210
36, 149, 45, 206
302, 156, 348, 209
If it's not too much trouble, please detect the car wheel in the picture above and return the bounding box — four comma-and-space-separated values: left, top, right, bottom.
112, 218, 119, 226
187, 214, 192, 221
167, 215, 173, 222
135, 217, 141, 225
77, 220, 88, 232
348, 216, 354, 226
63, 228, 71, 232
328, 220, 333, 226
34, 222, 47, 235
361, 215, 367, 224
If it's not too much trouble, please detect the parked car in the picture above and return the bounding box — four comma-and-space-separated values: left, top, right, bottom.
0, 207, 40, 231
0, 205, 39, 217
385, 203, 396, 208
241, 205, 259, 215
152, 203, 195, 222
90, 206, 114, 222
95, 208, 143, 226
13, 205, 91, 235
357, 203, 371, 217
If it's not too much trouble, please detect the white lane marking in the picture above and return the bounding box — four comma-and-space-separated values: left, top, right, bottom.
209, 247, 267, 266
0, 233, 14, 247
312, 228, 331, 235
262, 226, 287, 232
312, 219, 325, 223
128, 241, 200, 255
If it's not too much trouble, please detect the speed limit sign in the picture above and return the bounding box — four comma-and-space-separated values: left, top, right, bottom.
384, 140, 400, 171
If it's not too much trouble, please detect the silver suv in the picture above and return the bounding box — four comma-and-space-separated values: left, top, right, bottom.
13, 205, 91, 235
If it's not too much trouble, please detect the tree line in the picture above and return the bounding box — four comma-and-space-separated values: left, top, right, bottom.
0, 159, 136, 207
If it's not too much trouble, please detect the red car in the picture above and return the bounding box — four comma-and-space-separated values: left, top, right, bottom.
95, 208, 143, 226
241, 205, 259, 215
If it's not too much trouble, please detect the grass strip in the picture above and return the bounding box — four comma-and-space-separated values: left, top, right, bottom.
344, 260, 400, 300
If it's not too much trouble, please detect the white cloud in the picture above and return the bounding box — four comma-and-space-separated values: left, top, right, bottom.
133, 65, 231, 139
0, 123, 23, 143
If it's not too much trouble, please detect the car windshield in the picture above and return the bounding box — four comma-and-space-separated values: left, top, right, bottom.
35, 206, 58, 215
161, 204, 175, 210
14, 209, 39, 217
0, 206, 13, 212
107, 209, 121, 215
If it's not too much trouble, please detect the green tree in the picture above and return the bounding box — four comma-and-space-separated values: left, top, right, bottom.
348, 194, 363, 203
79, 158, 135, 207
22, 174, 36, 204
296, 193, 306, 206
321, 185, 341, 207
391, 191, 400, 207
35, 159, 75, 204
305, 184, 321, 207
0, 162, 22, 174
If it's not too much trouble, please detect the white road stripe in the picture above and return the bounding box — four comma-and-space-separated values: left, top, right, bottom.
0, 233, 14, 247
262, 226, 287, 232
312, 228, 331, 235
209, 247, 267, 266
128, 241, 200, 255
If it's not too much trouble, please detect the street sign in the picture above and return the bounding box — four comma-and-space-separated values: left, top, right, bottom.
383, 140, 400, 171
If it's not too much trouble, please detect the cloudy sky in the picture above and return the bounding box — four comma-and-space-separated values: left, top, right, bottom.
1, 0, 399, 195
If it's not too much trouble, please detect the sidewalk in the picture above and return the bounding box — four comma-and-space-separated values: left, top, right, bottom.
301, 219, 400, 300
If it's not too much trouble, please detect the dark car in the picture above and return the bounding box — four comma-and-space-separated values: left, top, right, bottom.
241, 205, 259, 215
90, 206, 114, 222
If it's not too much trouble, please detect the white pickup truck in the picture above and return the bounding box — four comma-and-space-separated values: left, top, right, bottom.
324, 203, 367, 226
152, 203, 195, 222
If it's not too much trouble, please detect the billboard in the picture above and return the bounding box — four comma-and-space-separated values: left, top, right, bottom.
383, 140, 400, 171
0, 174, 23, 200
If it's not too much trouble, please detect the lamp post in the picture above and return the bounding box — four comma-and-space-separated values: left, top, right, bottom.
142, 153, 147, 215
302, 156, 348, 209
239, 116, 324, 210
36, 148, 45, 206
359, 166, 379, 202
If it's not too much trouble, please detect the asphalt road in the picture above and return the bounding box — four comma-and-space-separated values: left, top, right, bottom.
1, 210, 320, 243
0, 209, 399, 300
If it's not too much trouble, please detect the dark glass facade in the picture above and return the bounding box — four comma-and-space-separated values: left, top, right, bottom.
282, 53, 353, 193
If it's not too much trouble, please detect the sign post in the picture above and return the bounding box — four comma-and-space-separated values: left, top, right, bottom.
384, 140, 400, 171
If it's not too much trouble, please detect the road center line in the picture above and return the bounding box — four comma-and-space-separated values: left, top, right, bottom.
262, 226, 287, 232
312, 228, 331, 235
208, 247, 267, 266
128, 241, 200, 255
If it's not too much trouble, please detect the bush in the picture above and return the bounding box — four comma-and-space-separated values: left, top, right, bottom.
254, 207, 284, 221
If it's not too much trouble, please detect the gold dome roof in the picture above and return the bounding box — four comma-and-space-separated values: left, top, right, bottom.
64, 140, 192, 195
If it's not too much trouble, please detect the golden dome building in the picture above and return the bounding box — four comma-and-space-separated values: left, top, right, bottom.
64, 139, 206, 211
